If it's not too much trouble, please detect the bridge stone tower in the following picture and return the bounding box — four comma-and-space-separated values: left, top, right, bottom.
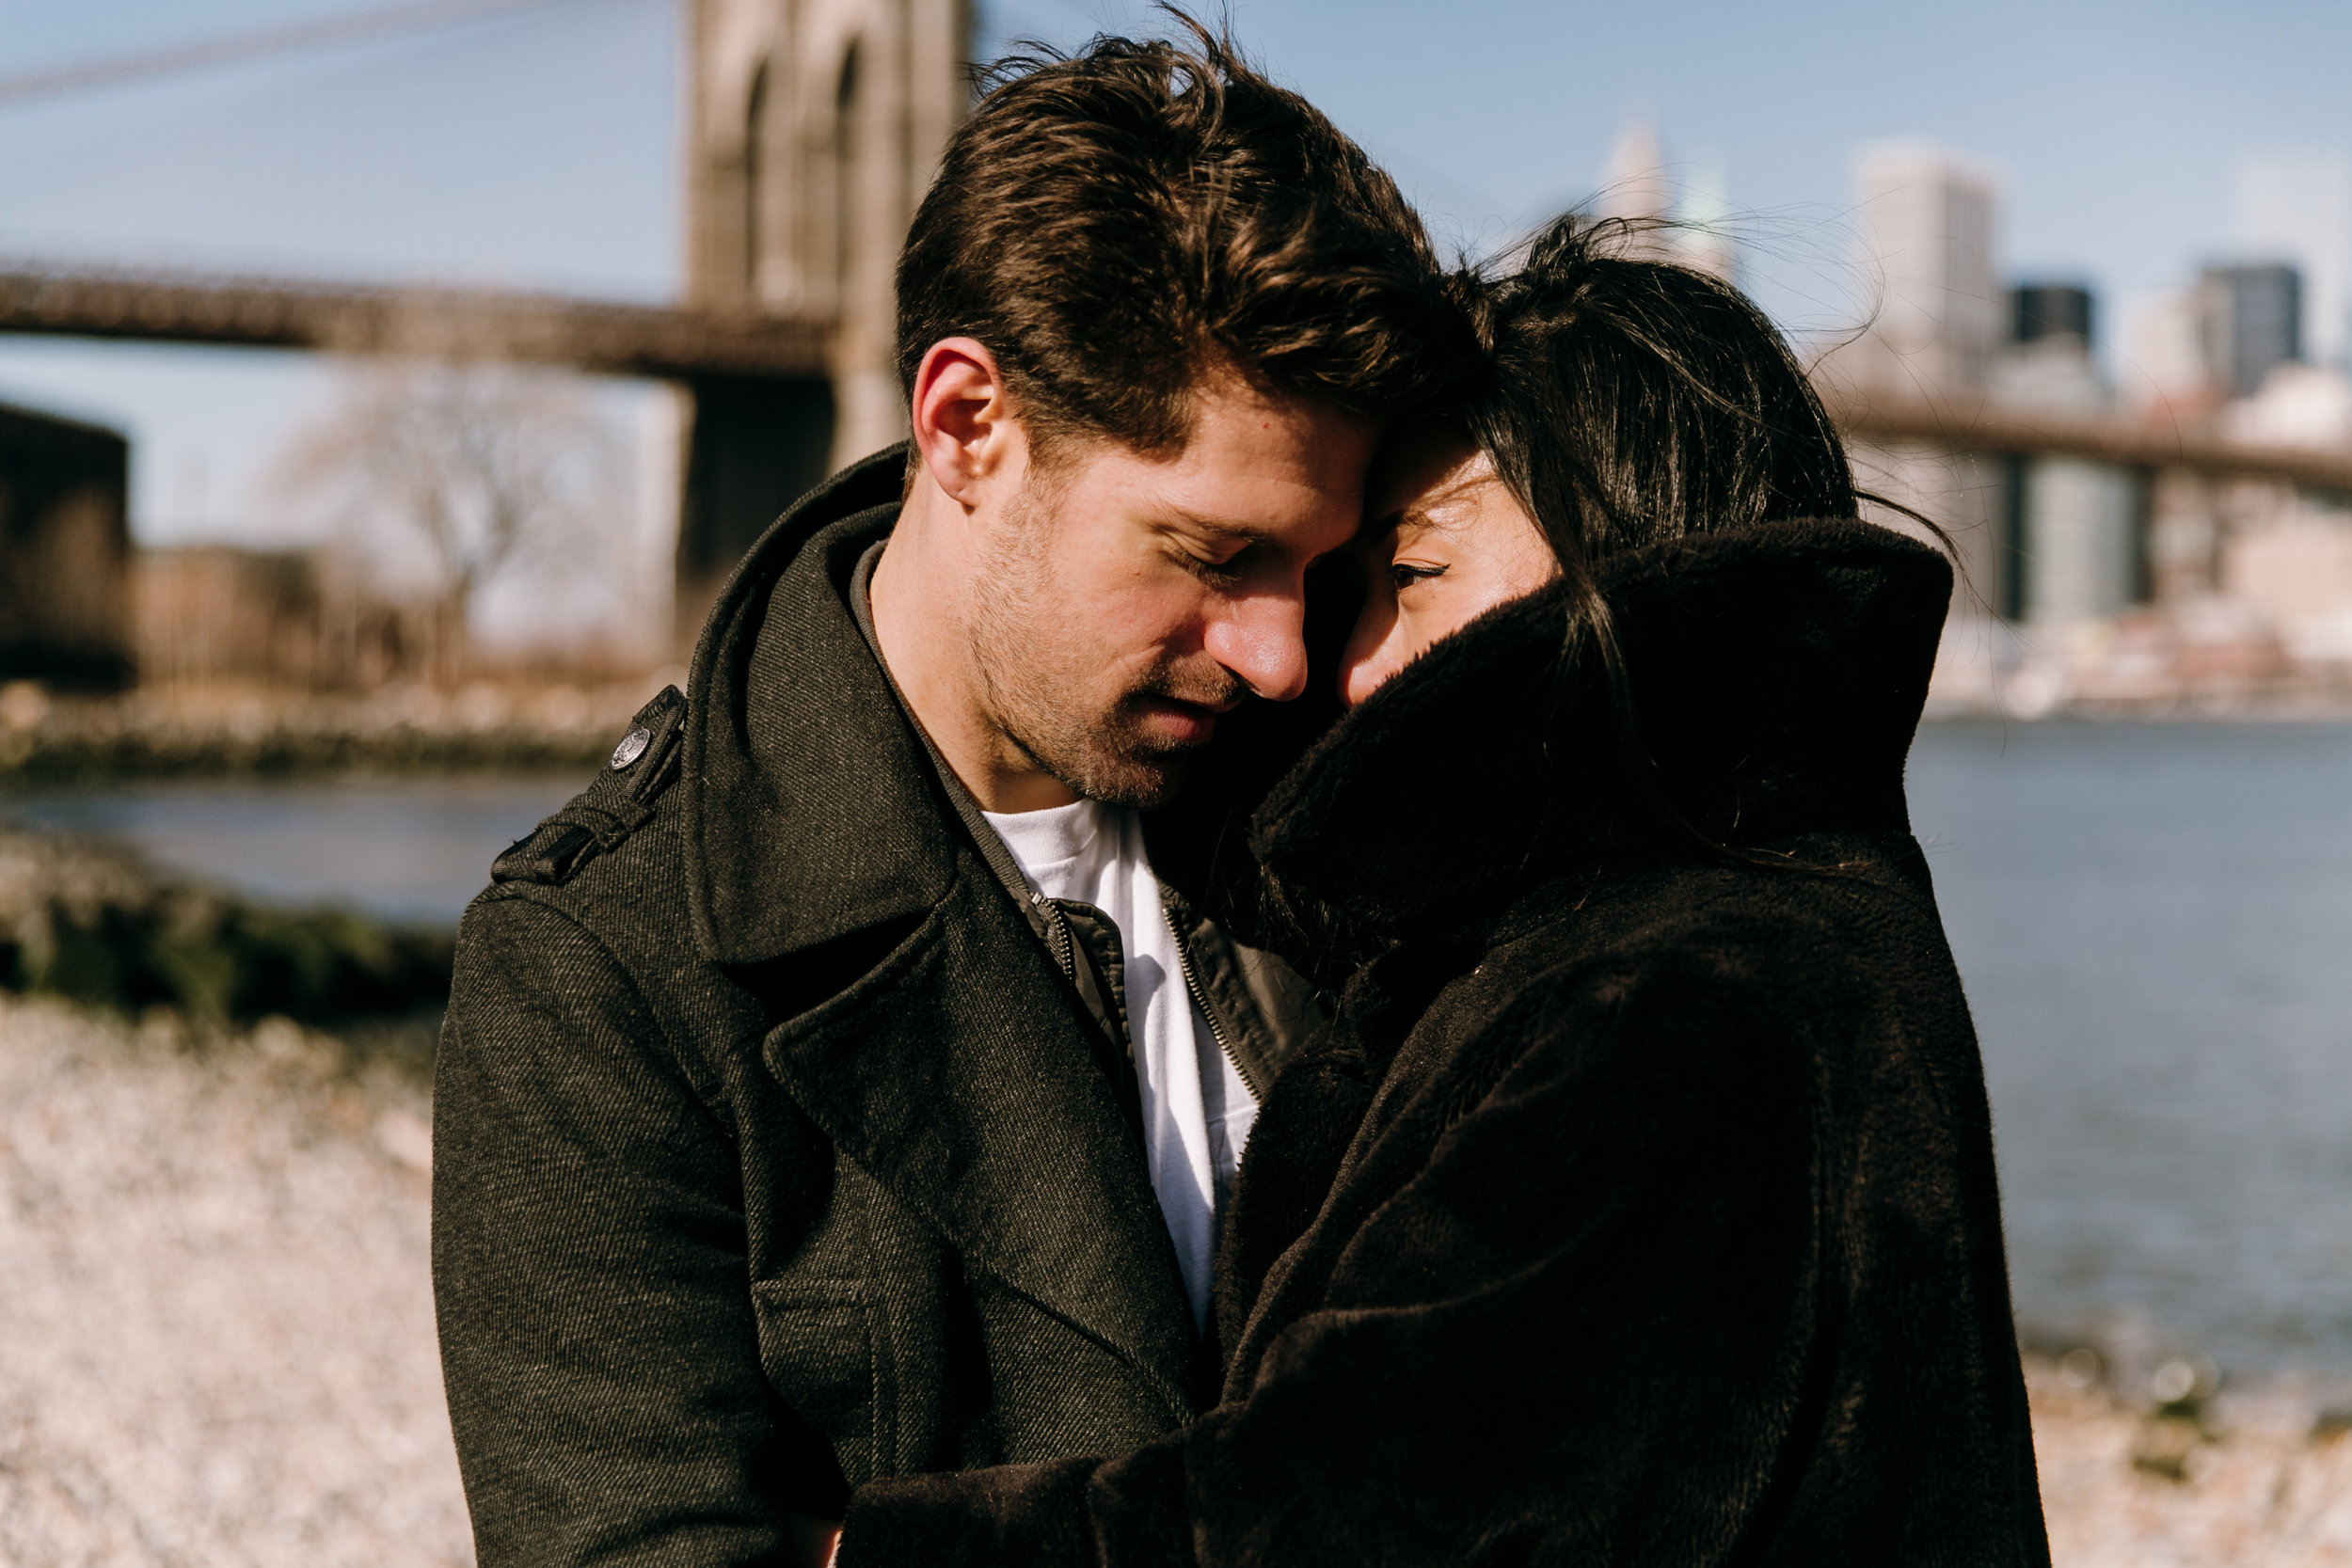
677, 0, 971, 621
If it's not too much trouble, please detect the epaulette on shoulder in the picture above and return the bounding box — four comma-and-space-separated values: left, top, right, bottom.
490, 685, 687, 888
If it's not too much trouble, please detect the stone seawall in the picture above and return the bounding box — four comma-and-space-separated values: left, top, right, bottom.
0, 678, 670, 787
0, 826, 451, 1043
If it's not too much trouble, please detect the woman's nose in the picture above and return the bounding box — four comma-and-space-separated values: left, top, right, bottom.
1337, 586, 1403, 708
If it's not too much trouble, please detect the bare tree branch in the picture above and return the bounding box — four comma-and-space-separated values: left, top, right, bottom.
277, 360, 628, 669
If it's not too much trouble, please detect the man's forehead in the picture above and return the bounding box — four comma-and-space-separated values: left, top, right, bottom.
1138, 385, 1375, 505
1185, 365, 1375, 451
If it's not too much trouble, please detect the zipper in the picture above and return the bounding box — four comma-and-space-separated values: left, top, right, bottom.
1165, 903, 1264, 1101
1036, 892, 1077, 984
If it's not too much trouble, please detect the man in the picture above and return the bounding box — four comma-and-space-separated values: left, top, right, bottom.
431, 24, 1460, 1567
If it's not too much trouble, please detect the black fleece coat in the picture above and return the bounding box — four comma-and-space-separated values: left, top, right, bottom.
838, 517, 2052, 1566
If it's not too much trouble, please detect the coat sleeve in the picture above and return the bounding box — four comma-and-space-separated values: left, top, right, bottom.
836, 942, 1836, 1568
432, 892, 808, 1567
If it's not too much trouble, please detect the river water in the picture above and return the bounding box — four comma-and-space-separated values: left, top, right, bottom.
8, 722, 2352, 1383
5, 774, 580, 927
1910, 721, 2352, 1385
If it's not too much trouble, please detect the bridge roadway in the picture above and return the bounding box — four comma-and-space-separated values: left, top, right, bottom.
0, 261, 828, 381
1819, 390, 2352, 494
4, 261, 2351, 493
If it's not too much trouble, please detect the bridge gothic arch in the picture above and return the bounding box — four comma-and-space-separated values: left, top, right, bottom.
678, 0, 969, 621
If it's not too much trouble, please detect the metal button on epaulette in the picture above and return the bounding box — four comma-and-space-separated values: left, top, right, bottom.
611, 727, 652, 770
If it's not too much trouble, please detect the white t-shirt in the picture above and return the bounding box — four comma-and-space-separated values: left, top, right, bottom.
980, 797, 1258, 1327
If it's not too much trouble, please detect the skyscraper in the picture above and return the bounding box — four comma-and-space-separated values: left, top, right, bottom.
1676, 157, 1739, 284
1823, 141, 2007, 613
2235, 151, 2350, 369
1839, 140, 2002, 396
1597, 119, 1672, 230
1996, 283, 2138, 626
2011, 283, 2094, 349
2119, 287, 2209, 412
2200, 262, 2303, 399
1591, 119, 1737, 279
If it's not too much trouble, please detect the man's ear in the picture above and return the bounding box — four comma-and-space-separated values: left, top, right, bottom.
911, 338, 1021, 508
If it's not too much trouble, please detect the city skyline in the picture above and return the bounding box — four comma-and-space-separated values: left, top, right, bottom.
0, 0, 2348, 555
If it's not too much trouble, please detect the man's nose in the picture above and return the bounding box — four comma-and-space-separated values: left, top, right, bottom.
1202, 593, 1311, 704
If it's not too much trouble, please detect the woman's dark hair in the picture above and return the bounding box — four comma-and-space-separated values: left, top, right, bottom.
1459, 214, 1898, 863
1251, 217, 1900, 964
1464, 213, 1859, 569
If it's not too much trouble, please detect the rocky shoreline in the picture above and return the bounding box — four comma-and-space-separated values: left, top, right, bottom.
4, 985, 2351, 1563
0, 824, 450, 1054
5, 670, 2352, 797
2030, 1356, 2352, 1564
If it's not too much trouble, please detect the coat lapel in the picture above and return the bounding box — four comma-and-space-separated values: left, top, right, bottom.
762, 860, 1201, 1421
681, 446, 1199, 1421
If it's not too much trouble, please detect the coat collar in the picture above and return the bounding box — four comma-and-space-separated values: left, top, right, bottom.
677, 446, 1203, 1411
678, 442, 1314, 966
680, 446, 948, 966
1251, 516, 1952, 957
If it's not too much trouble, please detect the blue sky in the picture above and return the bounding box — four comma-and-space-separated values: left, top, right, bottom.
1, 0, 2348, 547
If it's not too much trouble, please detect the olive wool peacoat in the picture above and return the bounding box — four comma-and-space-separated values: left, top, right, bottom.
836, 516, 2053, 1566
430, 448, 1320, 1567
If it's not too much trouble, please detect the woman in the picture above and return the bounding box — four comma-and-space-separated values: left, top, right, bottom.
834, 218, 2051, 1565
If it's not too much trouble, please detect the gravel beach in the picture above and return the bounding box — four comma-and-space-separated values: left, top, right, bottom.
0, 993, 467, 1567
4, 988, 2351, 1565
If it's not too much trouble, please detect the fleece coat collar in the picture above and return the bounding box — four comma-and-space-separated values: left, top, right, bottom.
1252, 515, 1952, 956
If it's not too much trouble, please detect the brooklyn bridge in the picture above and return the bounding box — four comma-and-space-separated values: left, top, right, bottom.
4, 0, 2348, 682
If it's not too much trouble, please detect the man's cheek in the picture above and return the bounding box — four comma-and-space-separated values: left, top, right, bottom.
1107, 583, 1217, 659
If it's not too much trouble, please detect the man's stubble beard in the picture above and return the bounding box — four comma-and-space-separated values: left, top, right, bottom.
965, 481, 1234, 810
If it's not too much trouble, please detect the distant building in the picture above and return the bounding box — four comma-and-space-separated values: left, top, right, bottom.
2209, 362, 2352, 661
2235, 150, 2350, 368
2223, 361, 2352, 451
134, 547, 326, 689
2214, 467, 2352, 667
1591, 119, 1737, 280
0, 401, 133, 691
1820, 141, 2008, 611
1839, 141, 2003, 396
2011, 282, 2093, 348
1675, 158, 1739, 284
132, 545, 461, 691
2201, 262, 2302, 399
1993, 293, 2141, 626
2120, 286, 2213, 414
1597, 120, 1672, 230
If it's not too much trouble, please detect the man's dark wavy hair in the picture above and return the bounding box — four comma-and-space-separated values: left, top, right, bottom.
895, 9, 1466, 458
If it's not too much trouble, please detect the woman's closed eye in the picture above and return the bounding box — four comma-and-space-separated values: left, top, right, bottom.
1390, 561, 1448, 591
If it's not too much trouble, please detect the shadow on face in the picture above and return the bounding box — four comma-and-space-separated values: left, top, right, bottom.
968, 359, 1377, 805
